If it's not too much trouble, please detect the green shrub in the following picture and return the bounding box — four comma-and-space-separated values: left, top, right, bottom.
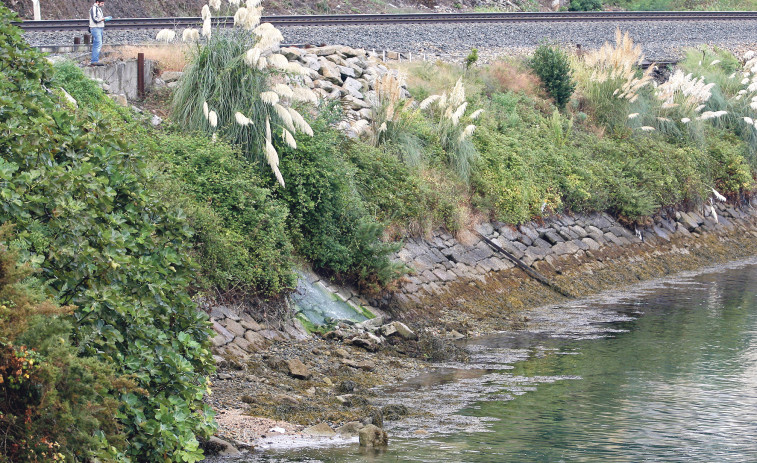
569, 0, 603, 10
146, 132, 297, 298
0, 239, 129, 462
530, 44, 576, 110
276, 116, 405, 291
0, 7, 213, 461
465, 48, 479, 70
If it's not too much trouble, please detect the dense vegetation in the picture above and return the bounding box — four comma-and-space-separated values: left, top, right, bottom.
0, 6, 213, 461
3, 0, 757, 454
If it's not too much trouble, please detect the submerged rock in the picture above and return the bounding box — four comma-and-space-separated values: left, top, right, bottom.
358, 424, 388, 447
304, 422, 336, 437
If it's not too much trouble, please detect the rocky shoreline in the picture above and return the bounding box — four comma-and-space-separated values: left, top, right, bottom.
204, 198, 757, 459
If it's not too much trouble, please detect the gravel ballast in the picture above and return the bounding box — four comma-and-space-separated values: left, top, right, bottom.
23, 19, 757, 61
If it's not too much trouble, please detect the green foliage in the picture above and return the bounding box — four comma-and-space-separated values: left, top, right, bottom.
276, 116, 406, 290
0, 7, 214, 461
569, 0, 603, 10
172, 29, 267, 157
530, 44, 576, 110
0, 234, 128, 462
146, 132, 297, 297
469, 88, 754, 222
465, 48, 479, 70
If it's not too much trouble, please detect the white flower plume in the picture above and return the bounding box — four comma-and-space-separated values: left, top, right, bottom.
156, 29, 175, 42
260, 91, 279, 105
182, 28, 200, 42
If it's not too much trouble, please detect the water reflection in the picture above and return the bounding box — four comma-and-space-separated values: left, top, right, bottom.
240, 260, 757, 462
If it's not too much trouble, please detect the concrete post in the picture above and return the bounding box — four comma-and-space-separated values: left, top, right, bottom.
32, 0, 41, 20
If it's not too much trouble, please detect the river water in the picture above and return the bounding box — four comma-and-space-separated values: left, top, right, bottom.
242, 259, 757, 462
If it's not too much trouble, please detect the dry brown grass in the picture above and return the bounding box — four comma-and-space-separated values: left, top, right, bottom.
104, 44, 190, 72
483, 61, 542, 97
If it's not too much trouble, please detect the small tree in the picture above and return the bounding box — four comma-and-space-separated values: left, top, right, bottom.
465, 48, 479, 70
530, 43, 576, 110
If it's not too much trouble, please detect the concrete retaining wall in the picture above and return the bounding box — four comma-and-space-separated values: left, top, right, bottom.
82, 58, 154, 100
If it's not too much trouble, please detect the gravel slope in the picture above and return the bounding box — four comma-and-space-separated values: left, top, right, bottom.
23, 19, 757, 60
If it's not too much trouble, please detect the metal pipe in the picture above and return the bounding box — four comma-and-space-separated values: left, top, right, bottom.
137, 52, 145, 99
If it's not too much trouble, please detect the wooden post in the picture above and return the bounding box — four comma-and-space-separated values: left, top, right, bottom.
137, 52, 145, 100
84, 33, 90, 45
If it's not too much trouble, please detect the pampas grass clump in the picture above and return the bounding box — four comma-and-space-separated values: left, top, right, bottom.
420, 78, 482, 181
172, 0, 317, 186
573, 29, 653, 133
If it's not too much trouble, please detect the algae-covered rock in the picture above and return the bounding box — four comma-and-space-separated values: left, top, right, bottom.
304, 422, 336, 437
285, 358, 312, 379
359, 424, 388, 447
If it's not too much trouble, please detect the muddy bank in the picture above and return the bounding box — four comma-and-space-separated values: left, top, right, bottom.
206, 199, 757, 457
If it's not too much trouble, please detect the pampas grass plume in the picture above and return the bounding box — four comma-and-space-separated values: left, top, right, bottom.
273, 83, 294, 98
234, 7, 248, 26
267, 53, 289, 70
201, 4, 211, 20
260, 91, 279, 105
292, 87, 318, 103
208, 110, 218, 128
202, 17, 212, 37
470, 109, 484, 120
289, 107, 313, 136
244, 47, 260, 67
156, 29, 176, 42
209, 0, 221, 10
459, 124, 476, 141
274, 103, 295, 132
283, 129, 297, 149
235, 112, 251, 126
182, 28, 200, 42
203, 101, 209, 119
419, 94, 440, 110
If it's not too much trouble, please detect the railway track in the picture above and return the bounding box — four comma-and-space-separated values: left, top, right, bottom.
14, 11, 757, 32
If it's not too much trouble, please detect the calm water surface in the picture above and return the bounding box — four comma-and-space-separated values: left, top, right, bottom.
245, 261, 757, 462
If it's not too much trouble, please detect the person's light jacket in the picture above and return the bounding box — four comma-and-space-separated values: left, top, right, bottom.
89, 4, 105, 29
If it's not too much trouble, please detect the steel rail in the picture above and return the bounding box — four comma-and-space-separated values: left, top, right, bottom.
14, 11, 757, 32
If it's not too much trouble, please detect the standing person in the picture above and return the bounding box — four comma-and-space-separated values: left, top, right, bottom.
89, 0, 112, 66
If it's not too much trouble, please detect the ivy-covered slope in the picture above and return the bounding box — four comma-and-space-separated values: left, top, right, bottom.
0, 6, 214, 462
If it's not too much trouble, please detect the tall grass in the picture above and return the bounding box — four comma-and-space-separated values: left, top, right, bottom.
419, 78, 483, 182
677, 47, 757, 162
572, 29, 653, 133
105, 44, 189, 72
172, 0, 316, 186
360, 72, 424, 165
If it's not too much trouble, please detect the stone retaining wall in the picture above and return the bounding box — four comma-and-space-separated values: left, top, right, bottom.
209, 305, 309, 361
210, 199, 757, 358
370, 199, 757, 310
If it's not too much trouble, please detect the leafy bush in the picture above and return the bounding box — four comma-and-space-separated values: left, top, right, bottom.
276, 116, 405, 291
0, 235, 128, 462
530, 43, 576, 110
146, 132, 297, 298
0, 7, 213, 461
569, 0, 603, 10
465, 48, 479, 69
